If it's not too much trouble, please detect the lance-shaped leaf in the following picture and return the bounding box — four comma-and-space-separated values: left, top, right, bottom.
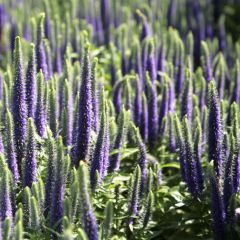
2, 217, 10, 240
30, 196, 40, 230
79, 161, 98, 240
103, 200, 113, 239
13, 36, 27, 172
13, 207, 23, 240
23, 118, 37, 188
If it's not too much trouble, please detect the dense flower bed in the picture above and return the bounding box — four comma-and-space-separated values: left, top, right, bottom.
0, 0, 239, 239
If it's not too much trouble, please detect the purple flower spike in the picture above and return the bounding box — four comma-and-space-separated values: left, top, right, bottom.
36, 13, 49, 81
223, 136, 234, 213
54, 36, 62, 76
108, 108, 130, 172
146, 40, 157, 83
181, 69, 193, 122
0, 158, 13, 224
157, 44, 166, 83
128, 165, 141, 225
146, 73, 158, 148
6, 110, 19, 183
159, 83, 169, 129
208, 80, 223, 177
90, 94, 108, 188
44, 129, 55, 217
175, 40, 185, 96
79, 161, 98, 240
201, 41, 212, 83
72, 44, 92, 166
91, 58, 99, 132
23, 118, 37, 188
100, 0, 110, 46
210, 175, 226, 240
10, 23, 17, 58
0, 4, 7, 44
0, 135, 3, 155
35, 70, 46, 137
168, 114, 176, 152
132, 123, 147, 195
136, 10, 151, 42
230, 60, 240, 104
134, 76, 142, 127
140, 93, 148, 143
26, 44, 36, 119
113, 79, 123, 115
50, 137, 65, 232
174, 114, 187, 182
167, 0, 176, 27
182, 117, 199, 197
13, 36, 27, 172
